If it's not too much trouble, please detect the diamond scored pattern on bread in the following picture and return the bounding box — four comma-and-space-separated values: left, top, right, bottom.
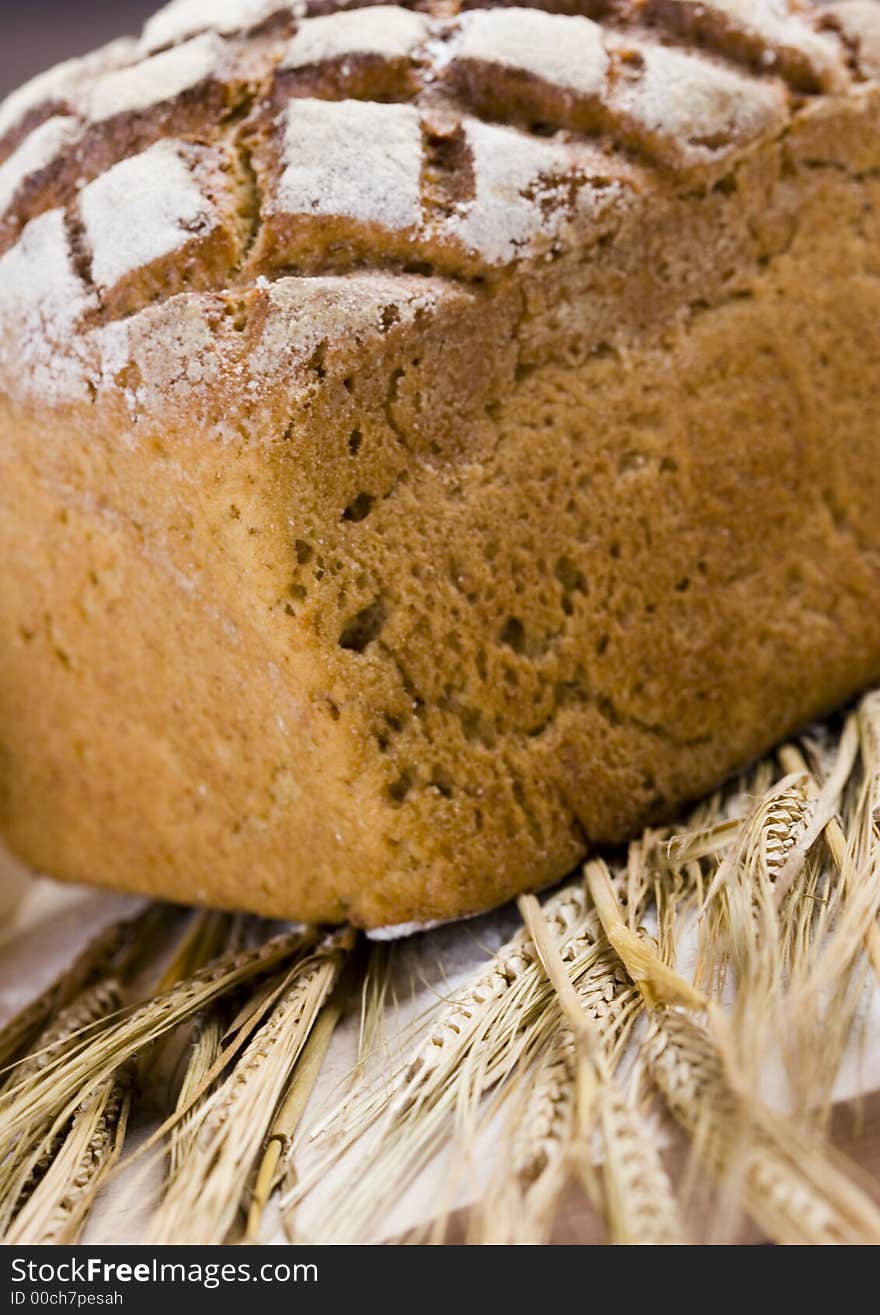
0, 0, 864, 412
1, 1, 880, 928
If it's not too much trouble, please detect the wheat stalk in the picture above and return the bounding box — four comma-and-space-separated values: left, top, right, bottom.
704, 770, 814, 1091
772, 716, 860, 910
597, 824, 880, 1242
475, 935, 647, 1245
829, 695, 880, 977
645, 1008, 880, 1244
770, 734, 880, 1122
581, 846, 880, 1241
5, 978, 122, 1094
149, 931, 352, 1244
586, 860, 705, 1012
289, 879, 649, 1244
391, 890, 586, 1115
4, 1071, 131, 1245
0, 927, 317, 1169
156, 913, 243, 1177
167, 1012, 224, 1178
0, 910, 179, 1240
318, 884, 596, 1138
519, 894, 684, 1245
0, 978, 123, 1234
0, 907, 159, 1072
0, 913, 296, 1245
283, 884, 597, 1241
855, 692, 880, 855
671, 724, 874, 1121
247, 992, 347, 1239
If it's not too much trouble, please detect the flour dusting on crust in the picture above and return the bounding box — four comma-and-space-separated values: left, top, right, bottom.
0, 117, 80, 218
0, 0, 873, 413
141, 0, 290, 53
276, 98, 423, 230
0, 39, 134, 145
79, 140, 220, 289
87, 33, 225, 123
452, 119, 574, 265
0, 209, 96, 404
451, 8, 609, 98
282, 7, 429, 69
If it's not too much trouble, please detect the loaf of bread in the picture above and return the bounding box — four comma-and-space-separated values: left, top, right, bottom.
1, 0, 879, 929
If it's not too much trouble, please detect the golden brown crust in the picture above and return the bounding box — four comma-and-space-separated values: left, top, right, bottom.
1, 1, 880, 926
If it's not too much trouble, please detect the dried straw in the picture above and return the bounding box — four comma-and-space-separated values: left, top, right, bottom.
150, 930, 352, 1244
645, 1009, 880, 1244
518, 894, 684, 1245
0, 927, 318, 1172
0, 906, 160, 1071
4, 1071, 131, 1245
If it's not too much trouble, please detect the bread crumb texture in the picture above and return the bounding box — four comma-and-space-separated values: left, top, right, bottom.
1, 0, 880, 926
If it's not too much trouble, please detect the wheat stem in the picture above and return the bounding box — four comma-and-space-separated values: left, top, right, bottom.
520, 895, 684, 1245
646, 1009, 880, 1244
248, 952, 355, 1240
150, 931, 352, 1244
0, 927, 318, 1167
585, 860, 706, 1011
4, 1073, 131, 1245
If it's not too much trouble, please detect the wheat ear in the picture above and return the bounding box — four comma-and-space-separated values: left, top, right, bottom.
592, 846, 880, 1243
768, 735, 880, 1119
0, 908, 178, 1240
646, 1008, 880, 1244
149, 930, 352, 1244
3, 1072, 131, 1245
285, 884, 600, 1238
486, 1037, 578, 1244
291, 880, 648, 1244
0, 927, 318, 1168
854, 692, 880, 977
520, 894, 684, 1245
0, 979, 123, 1235
0, 907, 163, 1072
152, 913, 242, 1177
249, 944, 359, 1240
476, 945, 647, 1244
